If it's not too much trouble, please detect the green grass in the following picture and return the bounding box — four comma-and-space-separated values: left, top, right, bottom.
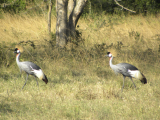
0, 13, 160, 119
0, 71, 159, 119
0, 48, 160, 119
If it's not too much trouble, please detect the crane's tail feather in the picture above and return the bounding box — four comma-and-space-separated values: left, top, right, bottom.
140, 73, 147, 84
42, 75, 48, 84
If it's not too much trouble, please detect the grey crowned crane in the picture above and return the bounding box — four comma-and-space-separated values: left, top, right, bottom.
14, 47, 48, 89
106, 52, 147, 92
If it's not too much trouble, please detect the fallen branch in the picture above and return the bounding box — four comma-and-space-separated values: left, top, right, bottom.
114, 0, 136, 13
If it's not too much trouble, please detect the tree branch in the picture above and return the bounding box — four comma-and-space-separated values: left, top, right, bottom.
114, 0, 136, 13
73, 0, 87, 27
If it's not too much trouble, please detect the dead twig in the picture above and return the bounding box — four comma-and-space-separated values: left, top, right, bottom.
114, 0, 136, 13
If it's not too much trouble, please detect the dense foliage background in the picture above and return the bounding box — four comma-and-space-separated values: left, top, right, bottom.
0, 0, 160, 15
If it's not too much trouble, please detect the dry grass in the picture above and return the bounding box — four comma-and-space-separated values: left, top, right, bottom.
0, 12, 56, 43
79, 14, 160, 51
0, 12, 160, 119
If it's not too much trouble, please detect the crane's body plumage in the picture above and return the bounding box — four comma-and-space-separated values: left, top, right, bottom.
14, 48, 48, 89
106, 52, 147, 92
16, 54, 41, 75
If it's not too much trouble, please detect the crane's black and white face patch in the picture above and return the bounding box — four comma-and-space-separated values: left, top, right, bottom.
14, 48, 20, 54
107, 52, 110, 55
107, 52, 112, 57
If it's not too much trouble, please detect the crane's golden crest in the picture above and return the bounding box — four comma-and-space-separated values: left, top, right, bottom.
107, 48, 117, 57
15, 45, 24, 53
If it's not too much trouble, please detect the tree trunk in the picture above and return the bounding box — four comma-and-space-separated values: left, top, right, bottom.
68, 0, 87, 38
48, 1, 52, 33
56, 0, 87, 47
68, 0, 76, 38
56, 0, 68, 47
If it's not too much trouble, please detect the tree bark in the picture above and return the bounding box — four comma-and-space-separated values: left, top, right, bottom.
68, 0, 87, 37
56, 0, 87, 47
48, 1, 52, 33
56, 0, 68, 47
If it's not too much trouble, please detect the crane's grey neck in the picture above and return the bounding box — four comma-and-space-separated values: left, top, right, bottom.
109, 56, 114, 66
16, 53, 21, 64
109, 56, 118, 74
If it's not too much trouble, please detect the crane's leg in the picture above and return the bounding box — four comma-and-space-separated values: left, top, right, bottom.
121, 76, 126, 92
22, 74, 29, 90
129, 77, 137, 90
